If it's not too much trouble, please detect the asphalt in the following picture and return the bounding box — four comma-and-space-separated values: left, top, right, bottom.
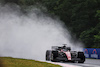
85, 58, 100, 65
45, 59, 100, 67
63, 59, 100, 67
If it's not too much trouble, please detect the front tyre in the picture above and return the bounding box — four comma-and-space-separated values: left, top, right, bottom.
46, 50, 51, 61
78, 52, 85, 63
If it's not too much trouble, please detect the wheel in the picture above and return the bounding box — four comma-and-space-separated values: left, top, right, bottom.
78, 52, 85, 63
46, 50, 51, 61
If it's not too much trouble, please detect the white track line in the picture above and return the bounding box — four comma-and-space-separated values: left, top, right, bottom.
39, 60, 100, 67
47, 61, 82, 67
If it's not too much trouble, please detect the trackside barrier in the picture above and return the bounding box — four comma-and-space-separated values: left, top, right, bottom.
83, 48, 100, 59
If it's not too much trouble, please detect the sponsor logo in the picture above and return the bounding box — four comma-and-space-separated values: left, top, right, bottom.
84, 49, 88, 53
84, 49, 89, 58
91, 49, 98, 58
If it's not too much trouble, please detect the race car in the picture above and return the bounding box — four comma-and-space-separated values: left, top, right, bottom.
46, 44, 85, 63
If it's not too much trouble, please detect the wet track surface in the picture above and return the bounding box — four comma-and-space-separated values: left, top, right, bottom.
45, 59, 100, 67
85, 59, 100, 65
62, 59, 100, 67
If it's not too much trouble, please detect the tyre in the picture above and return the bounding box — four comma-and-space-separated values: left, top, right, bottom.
78, 52, 85, 63
46, 50, 51, 61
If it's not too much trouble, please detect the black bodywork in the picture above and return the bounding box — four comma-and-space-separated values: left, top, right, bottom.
46, 45, 85, 63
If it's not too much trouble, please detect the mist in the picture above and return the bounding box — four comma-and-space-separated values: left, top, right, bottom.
0, 3, 83, 60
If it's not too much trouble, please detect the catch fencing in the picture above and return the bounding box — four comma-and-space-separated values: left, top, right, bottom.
83, 48, 100, 59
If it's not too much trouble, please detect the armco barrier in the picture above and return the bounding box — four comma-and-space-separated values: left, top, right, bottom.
83, 48, 100, 59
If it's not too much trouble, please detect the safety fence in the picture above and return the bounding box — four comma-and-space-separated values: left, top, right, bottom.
83, 48, 100, 59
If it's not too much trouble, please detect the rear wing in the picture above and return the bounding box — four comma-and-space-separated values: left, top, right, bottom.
52, 46, 62, 50
52, 46, 59, 50
52, 45, 71, 51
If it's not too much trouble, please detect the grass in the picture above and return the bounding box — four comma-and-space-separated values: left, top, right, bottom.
0, 57, 61, 67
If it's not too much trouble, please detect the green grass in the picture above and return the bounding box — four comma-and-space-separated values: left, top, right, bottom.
0, 57, 61, 67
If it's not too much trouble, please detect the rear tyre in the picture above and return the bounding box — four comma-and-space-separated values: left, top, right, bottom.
78, 52, 85, 63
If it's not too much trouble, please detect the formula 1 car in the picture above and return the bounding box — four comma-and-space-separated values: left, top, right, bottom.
46, 44, 85, 63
